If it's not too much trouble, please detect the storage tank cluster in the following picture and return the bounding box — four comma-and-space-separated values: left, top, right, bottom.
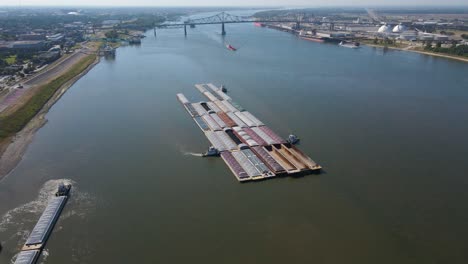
377, 24, 406, 34
375, 23, 450, 42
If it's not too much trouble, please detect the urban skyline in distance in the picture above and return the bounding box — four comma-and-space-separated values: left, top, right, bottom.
1, 0, 468, 7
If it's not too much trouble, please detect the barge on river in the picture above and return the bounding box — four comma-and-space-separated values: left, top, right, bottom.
14, 183, 71, 264
177, 84, 322, 182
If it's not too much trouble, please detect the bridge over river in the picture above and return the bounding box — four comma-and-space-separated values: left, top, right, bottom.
155, 12, 328, 36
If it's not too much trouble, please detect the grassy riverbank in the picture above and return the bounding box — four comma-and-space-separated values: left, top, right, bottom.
361, 41, 468, 63
0, 54, 96, 140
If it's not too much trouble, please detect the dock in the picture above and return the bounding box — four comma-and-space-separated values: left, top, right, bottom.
177, 84, 322, 182
13, 184, 71, 264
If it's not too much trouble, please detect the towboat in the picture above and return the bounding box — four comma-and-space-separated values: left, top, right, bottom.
287, 134, 300, 145
202, 146, 220, 157
339, 41, 360, 48
55, 183, 72, 196
226, 44, 237, 51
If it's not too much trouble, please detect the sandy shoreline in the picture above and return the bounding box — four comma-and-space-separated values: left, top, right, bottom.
0, 56, 100, 181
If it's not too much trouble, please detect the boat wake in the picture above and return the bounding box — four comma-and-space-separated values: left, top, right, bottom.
183, 151, 204, 157
177, 145, 203, 157
0, 179, 95, 257
0, 179, 69, 232
38, 249, 49, 264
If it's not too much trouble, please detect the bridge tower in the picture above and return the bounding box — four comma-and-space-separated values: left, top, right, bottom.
221, 22, 226, 35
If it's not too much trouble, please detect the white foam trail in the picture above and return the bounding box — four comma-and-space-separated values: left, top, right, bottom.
0, 179, 95, 252
176, 144, 204, 157
0, 179, 72, 232
183, 152, 204, 157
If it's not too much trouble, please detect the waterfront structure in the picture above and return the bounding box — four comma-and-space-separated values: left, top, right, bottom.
417, 32, 450, 41
378, 24, 392, 34
392, 24, 406, 33
18, 34, 46, 41
2, 41, 46, 50
177, 84, 321, 182
46, 33, 64, 42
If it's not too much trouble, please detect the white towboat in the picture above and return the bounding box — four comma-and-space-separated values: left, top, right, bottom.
339, 41, 360, 49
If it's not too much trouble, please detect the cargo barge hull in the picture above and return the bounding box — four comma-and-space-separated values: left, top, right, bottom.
177, 83, 322, 182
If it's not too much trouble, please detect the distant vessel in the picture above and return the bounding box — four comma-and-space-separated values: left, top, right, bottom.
253, 22, 264, 27
221, 85, 227, 93
287, 134, 300, 145
226, 44, 237, 51
203, 146, 219, 157
339, 41, 360, 48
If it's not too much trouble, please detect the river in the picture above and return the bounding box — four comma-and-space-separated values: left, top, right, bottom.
1, 10, 468, 264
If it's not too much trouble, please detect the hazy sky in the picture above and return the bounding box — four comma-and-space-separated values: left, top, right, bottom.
0, 0, 467, 6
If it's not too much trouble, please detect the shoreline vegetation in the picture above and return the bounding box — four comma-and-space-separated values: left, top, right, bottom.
0, 54, 96, 139
0, 26, 147, 180
0, 51, 98, 180
360, 41, 468, 63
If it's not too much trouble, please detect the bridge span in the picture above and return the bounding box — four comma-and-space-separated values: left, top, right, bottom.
155, 11, 324, 36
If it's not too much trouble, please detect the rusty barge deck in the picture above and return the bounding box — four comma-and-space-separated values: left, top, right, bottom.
177, 84, 321, 182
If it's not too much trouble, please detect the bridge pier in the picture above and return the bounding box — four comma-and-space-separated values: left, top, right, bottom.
154, 27, 156, 37
221, 22, 226, 35
184, 24, 187, 36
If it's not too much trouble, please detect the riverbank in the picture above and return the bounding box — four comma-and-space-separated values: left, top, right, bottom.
362, 42, 468, 63
262, 25, 468, 63
0, 52, 100, 180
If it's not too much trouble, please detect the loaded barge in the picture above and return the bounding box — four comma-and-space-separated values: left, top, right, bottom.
14, 183, 71, 264
177, 84, 321, 182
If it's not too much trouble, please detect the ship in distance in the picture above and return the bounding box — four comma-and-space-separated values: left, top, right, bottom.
339, 41, 361, 48
226, 44, 237, 51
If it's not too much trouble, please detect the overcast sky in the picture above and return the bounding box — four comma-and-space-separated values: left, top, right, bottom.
1, 0, 467, 6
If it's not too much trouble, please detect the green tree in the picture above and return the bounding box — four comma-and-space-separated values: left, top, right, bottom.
105, 30, 119, 39
425, 40, 433, 50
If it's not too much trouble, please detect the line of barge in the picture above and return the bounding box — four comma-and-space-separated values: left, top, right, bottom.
177, 84, 322, 182
13, 183, 71, 264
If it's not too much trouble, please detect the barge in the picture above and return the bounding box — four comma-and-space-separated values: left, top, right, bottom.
176, 84, 322, 182
14, 183, 71, 264
13, 250, 40, 264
